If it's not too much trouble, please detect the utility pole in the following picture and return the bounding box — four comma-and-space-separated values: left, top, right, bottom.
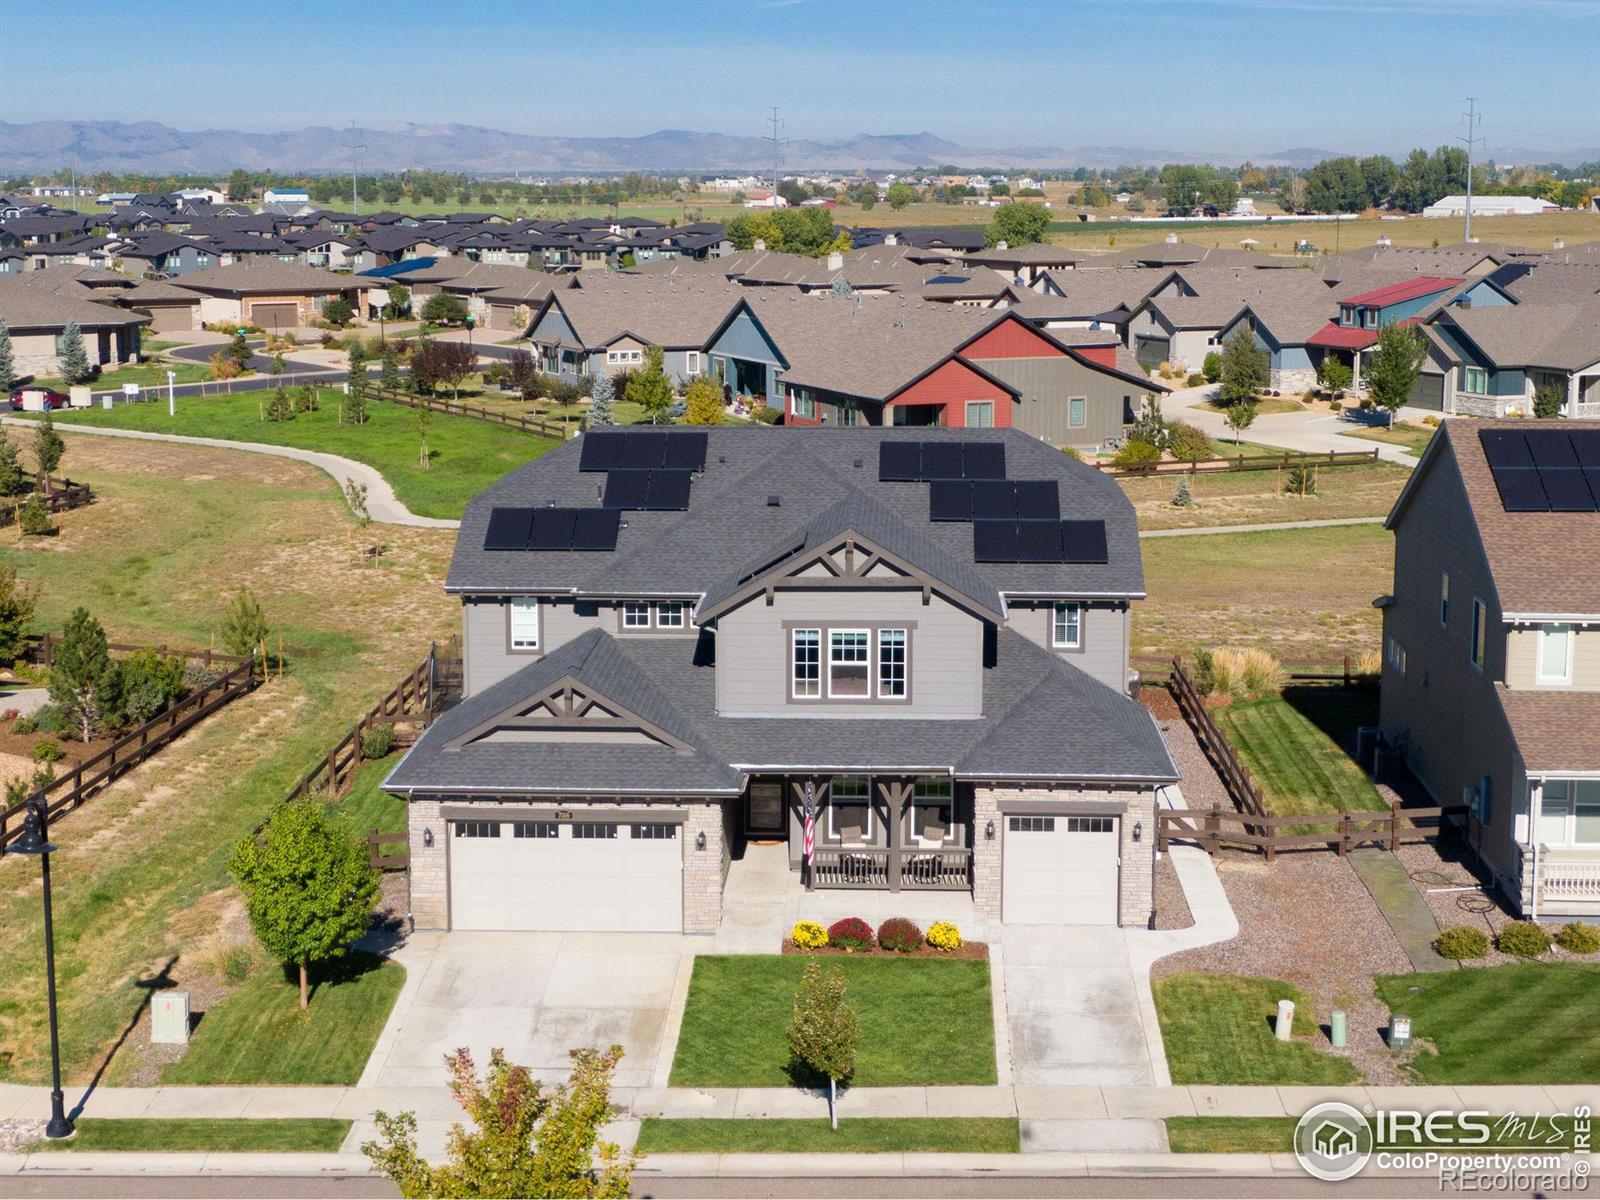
762, 107, 786, 207
1458, 98, 1483, 242
347, 121, 367, 216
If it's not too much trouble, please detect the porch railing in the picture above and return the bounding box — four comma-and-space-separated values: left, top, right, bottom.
1572, 402, 1600, 420
1537, 850, 1600, 908
808, 847, 972, 891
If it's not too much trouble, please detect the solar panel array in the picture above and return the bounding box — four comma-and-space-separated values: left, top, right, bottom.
483, 506, 622, 552
579, 429, 708, 472
973, 520, 1108, 564
1479, 428, 1600, 513
603, 469, 694, 511
879, 440, 1006, 482
929, 480, 1060, 522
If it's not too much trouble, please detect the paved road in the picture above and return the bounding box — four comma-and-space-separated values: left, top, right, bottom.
1163, 384, 1427, 467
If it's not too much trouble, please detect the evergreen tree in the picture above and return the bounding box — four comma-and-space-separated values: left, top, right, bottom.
0, 320, 15, 395
220, 587, 270, 661
0, 429, 25, 496
380, 347, 401, 393
33, 412, 65, 487
588, 372, 616, 426
48, 607, 113, 742
56, 321, 92, 384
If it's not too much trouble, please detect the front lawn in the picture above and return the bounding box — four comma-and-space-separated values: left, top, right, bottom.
37, 1118, 351, 1153
160, 951, 403, 1085
13, 387, 558, 519
1165, 1116, 1586, 1154
329, 753, 407, 837
1342, 421, 1438, 456
1153, 973, 1359, 1086
1375, 964, 1600, 1083
670, 955, 996, 1088
1213, 688, 1381, 819
635, 1117, 1019, 1154
32, 361, 214, 391
1197, 397, 1306, 416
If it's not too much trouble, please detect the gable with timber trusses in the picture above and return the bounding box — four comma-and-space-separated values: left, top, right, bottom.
445, 674, 694, 752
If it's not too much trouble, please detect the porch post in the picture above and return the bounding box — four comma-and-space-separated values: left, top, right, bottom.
884, 779, 908, 892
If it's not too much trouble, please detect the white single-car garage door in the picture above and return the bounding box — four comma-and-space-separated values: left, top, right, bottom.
448, 818, 682, 932
1002, 814, 1120, 925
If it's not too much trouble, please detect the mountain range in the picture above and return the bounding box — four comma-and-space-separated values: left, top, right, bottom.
0, 121, 1592, 175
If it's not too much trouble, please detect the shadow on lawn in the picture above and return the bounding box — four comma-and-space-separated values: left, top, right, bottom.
275, 948, 389, 1003
1279, 685, 1378, 755
73, 954, 178, 1119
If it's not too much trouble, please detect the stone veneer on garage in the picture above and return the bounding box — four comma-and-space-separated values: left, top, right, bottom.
406, 797, 733, 933
972, 784, 1157, 927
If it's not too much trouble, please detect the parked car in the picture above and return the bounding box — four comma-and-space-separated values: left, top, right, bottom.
9, 388, 69, 411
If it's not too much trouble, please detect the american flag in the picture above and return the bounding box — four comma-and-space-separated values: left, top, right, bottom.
802, 780, 816, 865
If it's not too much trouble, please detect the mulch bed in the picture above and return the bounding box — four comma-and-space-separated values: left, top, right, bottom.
0, 725, 107, 767
781, 940, 990, 961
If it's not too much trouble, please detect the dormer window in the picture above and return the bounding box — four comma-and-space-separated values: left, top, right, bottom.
1364, 309, 1377, 329
1340, 306, 1355, 326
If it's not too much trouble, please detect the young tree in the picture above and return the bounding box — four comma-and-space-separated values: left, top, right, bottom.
0, 320, 14, 395
344, 479, 371, 530
1218, 327, 1268, 405
985, 203, 1051, 247
321, 296, 354, 328
33, 411, 65, 487
683, 375, 723, 425
48, 607, 112, 742
1365, 323, 1426, 427
786, 961, 860, 1129
1224, 399, 1258, 444
56, 321, 93, 385
415, 404, 433, 469
363, 1046, 637, 1199
266, 385, 293, 422
1201, 350, 1223, 384
1317, 357, 1352, 397
230, 797, 379, 1010
588, 371, 615, 426
0, 565, 38, 664
380, 346, 402, 393
344, 340, 368, 425
220, 586, 269, 661
227, 329, 253, 370
1534, 383, 1567, 419
433, 340, 476, 400
420, 293, 469, 327
0, 428, 25, 497
385, 283, 410, 319
504, 349, 535, 397
624, 346, 674, 424
17, 494, 53, 538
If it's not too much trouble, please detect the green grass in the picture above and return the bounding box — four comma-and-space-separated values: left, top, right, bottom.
161, 951, 403, 1085
1342, 421, 1438, 456
1213, 688, 1381, 820
32, 362, 214, 391
1153, 973, 1360, 1086
329, 753, 407, 836
670, 956, 996, 1088
12, 387, 558, 519
635, 1117, 1020, 1155
37, 1118, 351, 1153
1196, 397, 1306, 416
1375, 964, 1600, 1083
1165, 1116, 1587, 1154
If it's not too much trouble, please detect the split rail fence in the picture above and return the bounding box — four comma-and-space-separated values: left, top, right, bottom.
1097, 447, 1381, 477
367, 385, 570, 441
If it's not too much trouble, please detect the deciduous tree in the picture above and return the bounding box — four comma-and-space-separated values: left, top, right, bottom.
624, 346, 673, 424
885, 182, 917, 210
786, 961, 860, 1129
1218, 328, 1268, 405
1224, 399, 1258, 444
1365, 323, 1426, 426
683, 375, 723, 425
0, 565, 37, 664
985, 203, 1050, 247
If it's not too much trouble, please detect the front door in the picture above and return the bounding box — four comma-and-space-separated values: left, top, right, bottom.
745, 781, 787, 838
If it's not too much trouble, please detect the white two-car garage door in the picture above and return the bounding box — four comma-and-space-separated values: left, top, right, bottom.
448, 818, 682, 932
1002, 814, 1120, 925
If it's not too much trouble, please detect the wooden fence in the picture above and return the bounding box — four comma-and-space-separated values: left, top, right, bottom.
1157, 802, 1466, 861
21, 633, 251, 673
1098, 448, 1381, 478
0, 475, 94, 528
1133, 653, 1376, 687
367, 830, 409, 871
367, 385, 570, 441
0, 656, 259, 851
1169, 656, 1267, 820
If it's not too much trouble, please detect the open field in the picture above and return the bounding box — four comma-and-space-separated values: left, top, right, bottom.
1118, 456, 1409, 531
0, 433, 455, 1085
10, 387, 559, 519
1135, 522, 1391, 662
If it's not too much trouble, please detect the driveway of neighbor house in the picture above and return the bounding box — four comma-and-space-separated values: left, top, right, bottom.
357, 930, 697, 1092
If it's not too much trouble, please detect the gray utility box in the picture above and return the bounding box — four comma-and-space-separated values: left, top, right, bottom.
151, 991, 190, 1044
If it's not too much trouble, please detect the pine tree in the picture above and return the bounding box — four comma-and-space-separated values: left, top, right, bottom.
588, 371, 615, 426
57, 321, 92, 384
0, 320, 15, 395
48, 607, 112, 742
1171, 475, 1194, 508
0, 429, 24, 497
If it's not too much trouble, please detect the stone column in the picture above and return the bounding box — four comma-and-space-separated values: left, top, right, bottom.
972, 786, 1003, 920
407, 797, 447, 929
681, 801, 728, 933
1119, 789, 1158, 929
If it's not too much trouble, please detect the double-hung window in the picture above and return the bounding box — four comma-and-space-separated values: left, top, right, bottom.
792, 628, 821, 698
1052, 602, 1082, 649
828, 775, 872, 843
1470, 598, 1487, 670
1538, 779, 1600, 846
509, 597, 540, 651
966, 401, 995, 428
878, 629, 907, 698
1537, 623, 1573, 684
829, 630, 870, 697
793, 393, 815, 419
654, 601, 685, 629
685, 351, 701, 376
910, 776, 954, 844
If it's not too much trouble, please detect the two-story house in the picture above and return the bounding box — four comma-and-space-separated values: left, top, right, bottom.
1380, 420, 1600, 917
1304, 276, 1463, 393
384, 427, 1178, 935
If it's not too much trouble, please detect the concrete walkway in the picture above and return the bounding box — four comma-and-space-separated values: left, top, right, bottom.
1140, 515, 1385, 539
1350, 848, 1456, 973
1163, 383, 1428, 467
1, 417, 458, 530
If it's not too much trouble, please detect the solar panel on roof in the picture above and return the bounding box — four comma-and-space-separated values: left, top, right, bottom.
602, 470, 648, 509
1492, 469, 1550, 512
1016, 520, 1064, 562
578, 431, 626, 472
621, 430, 670, 469
929, 481, 973, 521
571, 508, 622, 550
970, 480, 1016, 520
528, 508, 579, 550
1527, 430, 1580, 471
662, 430, 709, 471
483, 506, 535, 550
1479, 429, 1534, 471
1538, 469, 1597, 512
1013, 481, 1060, 521
879, 442, 923, 481
972, 520, 1021, 562
644, 469, 693, 510
961, 443, 1006, 479
1060, 520, 1108, 563
1568, 430, 1600, 469
603, 469, 692, 510
921, 443, 966, 480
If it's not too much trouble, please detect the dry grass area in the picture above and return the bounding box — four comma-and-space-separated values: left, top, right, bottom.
0, 433, 455, 1086
1135, 522, 1391, 663
1122, 460, 1409, 531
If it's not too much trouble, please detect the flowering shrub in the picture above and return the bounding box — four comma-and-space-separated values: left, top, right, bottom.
926, 921, 962, 951
827, 917, 873, 951
877, 917, 922, 953
790, 920, 828, 950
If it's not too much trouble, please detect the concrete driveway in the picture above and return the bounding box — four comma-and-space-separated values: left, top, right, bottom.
357, 931, 697, 1091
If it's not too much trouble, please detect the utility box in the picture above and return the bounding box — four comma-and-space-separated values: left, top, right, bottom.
151, 991, 190, 1044
69, 386, 92, 409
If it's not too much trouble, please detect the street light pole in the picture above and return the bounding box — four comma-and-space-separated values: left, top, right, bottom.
167, 369, 176, 417
5, 799, 75, 1140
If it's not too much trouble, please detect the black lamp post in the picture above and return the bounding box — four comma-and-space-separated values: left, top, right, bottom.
465, 314, 476, 355
5, 799, 74, 1140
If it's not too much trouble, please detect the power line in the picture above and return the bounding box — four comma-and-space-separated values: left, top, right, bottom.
762, 107, 787, 207
346, 121, 367, 215
1457, 98, 1484, 240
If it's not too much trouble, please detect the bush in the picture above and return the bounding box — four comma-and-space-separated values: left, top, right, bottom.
1112, 439, 1161, 471
1191, 646, 1216, 696
1555, 922, 1600, 954
1432, 926, 1489, 960
321, 296, 354, 328
1167, 421, 1212, 463
1209, 647, 1286, 699
1059, 445, 1081, 460
18, 494, 54, 537
749, 404, 781, 425
104, 648, 187, 729
32, 737, 63, 765
212, 941, 257, 985
926, 921, 961, 951
1201, 351, 1222, 383
876, 916, 922, 953
826, 917, 873, 951
360, 723, 396, 760
1496, 920, 1552, 958
420, 293, 469, 326
1185, 373, 1205, 388
790, 920, 829, 950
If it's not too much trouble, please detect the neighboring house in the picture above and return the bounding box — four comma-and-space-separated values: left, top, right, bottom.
1304, 275, 1463, 392
171, 259, 365, 330
116, 280, 203, 332
0, 272, 149, 377
382, 426, 1178, 933
1379, 420, 1600, 918
1216, 278, 1347, 393
113, 233, 222, 277
1424, 297, 1600, 418
526, 276, 742, 383
958, 243, 1088, 287
1011, 268, 1168, 334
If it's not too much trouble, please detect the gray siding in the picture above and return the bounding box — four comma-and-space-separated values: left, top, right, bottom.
1006, 600, 1131, 693
463, 596, 697, 696
714, 587, 983, 717
1505, 625, 1600, 691
977, 355, 1141, 448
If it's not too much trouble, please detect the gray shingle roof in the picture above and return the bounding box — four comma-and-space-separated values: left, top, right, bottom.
0, 274, 149, 330
541, 275, 745, 349
172, 259, 360, 296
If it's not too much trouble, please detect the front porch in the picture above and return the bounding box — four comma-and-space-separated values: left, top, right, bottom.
1530, 846, 1600, 917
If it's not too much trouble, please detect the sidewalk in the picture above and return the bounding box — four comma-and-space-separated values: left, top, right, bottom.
1163, 383, 1427, 467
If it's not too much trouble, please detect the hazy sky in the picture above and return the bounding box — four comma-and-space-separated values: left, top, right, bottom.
5, 0, 1598, 157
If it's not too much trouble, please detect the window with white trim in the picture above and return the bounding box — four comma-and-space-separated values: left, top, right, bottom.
910, 776, 954, 843
1068, 397, 1087, 427
1440, 573, 1450, 628
622, 602, 651, 628
654, 601, 685, 628
606, 347, 644, 366
878, 628, 907, 698
509, 597, 540, 650
1052, 602, 1082, 649
1470, 597, 1487, 670
1538, 779, 1600, 846
829, 629, 870, 697
966, 400, 994, 428
685, 351, 701, 376
1463, 366, 1488, 394
1537, 623, 1573, 684
792, 628, 821, 698
828, 775, 872, 843
793, 393, 815, 419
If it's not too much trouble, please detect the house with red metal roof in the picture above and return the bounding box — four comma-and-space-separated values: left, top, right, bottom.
1306, 275, 1462, 390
